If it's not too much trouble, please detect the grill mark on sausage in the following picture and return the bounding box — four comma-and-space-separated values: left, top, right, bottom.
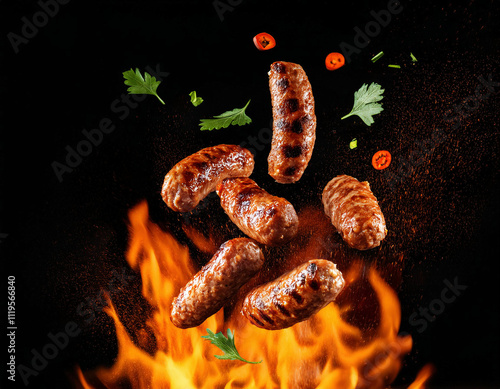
291, 290, 303, 304
236, 188, 259, 203
191, 161, 208, 171
265, 207, 277, 218
272, 62, 286, 73
282, 145, 303, 158
182, 170, 194, 182
284, 166, 297, 176
200, 152, 218, 161
285, 98, 299, 113
306, 262, 318, 276
249, 313, 264, 327
274, 301, 291, 316
235, 188, 260, 213
275, 119, 304, 134
277, 78, 289, 90
291, 119, 304, 134
308, 280, 320, 290
297, 272, 306, 286
258, 310, 275, 324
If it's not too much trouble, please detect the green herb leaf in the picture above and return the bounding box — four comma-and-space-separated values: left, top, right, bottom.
410, 52, 418, 62
349, 138, 358, 149
123, 68, 165, 105
371, 51, 384, 63
199, 100, 252, 131
189, 91, 204, 107
341, 82, 385, 126
202, 328, 262, 364
388, 64, 401, 69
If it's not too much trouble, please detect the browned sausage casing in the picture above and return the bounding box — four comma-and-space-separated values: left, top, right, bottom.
161, 144, 254, 212
268, 61, 316, 184
322, 175, 387, 250
170, 238, 264, 329
216, 177, 299, 246
242, 259, 344, 330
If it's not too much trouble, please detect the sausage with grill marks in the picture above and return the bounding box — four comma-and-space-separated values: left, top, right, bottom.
216, 177, 299, 246
170, 238, 264, 329
161, 144, 254, 212
241, 259, 345, 330
322, 175, 387, 250
268, 61, 316, 184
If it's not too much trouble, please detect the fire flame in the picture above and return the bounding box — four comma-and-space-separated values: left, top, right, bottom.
76, 201, 433, 388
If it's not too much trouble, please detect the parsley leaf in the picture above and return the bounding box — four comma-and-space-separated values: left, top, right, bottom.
199, 100, 252, 131
189, 91, 203, 107
202, 328, 262, 364
341, 82, 385, 126
123, 68, 165, 105
349, 138, 358, 149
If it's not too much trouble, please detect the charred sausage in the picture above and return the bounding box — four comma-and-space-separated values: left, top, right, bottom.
216, 177, 299, 246
241, 259, 344, 330
170, 238, 264, 329
162, 144, 254, 212
322, 175, 387, 250
268, 61, 316, 184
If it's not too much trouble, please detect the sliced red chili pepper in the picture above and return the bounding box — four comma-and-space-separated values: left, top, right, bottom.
325, 52, 345, 71
372, 150, 392, 170
253, 33, 276, 51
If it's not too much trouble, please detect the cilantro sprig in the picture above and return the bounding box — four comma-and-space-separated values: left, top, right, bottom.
199, 100, 252, 131
341, 82, 385, 126
202, 328, 262, 364
123, 68, 165, 105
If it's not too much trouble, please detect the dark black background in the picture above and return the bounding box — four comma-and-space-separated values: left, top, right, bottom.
1, 0, 499, 388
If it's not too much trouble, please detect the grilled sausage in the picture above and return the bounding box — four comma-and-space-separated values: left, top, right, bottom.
322, 175, 387, 250
216, 177, 299, 246
170, 238, 264, 329
161, 144, 254, 212
242, 259, 344, 330
268, 61, 316, 184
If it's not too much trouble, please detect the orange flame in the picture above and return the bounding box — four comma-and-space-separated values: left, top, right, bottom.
407, 364, 435, 389
76, 201, 430, 388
